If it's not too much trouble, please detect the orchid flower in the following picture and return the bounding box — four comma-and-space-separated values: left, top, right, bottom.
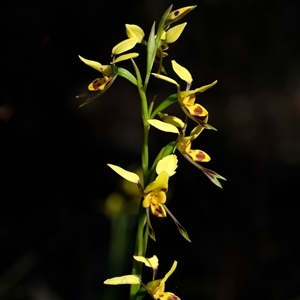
148, 114, 226, 188
79, 55, 115, 91
104, 255, 181, 300
107, 155, 190, 242
152, 60, 217, 130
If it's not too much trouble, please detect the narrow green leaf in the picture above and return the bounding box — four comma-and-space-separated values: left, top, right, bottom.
131, 59, 143, 89
146, 22, 156, 79
150, 93, 178, 118
131, 59, 149, 118
115, 67, 137, 86
157, 4, 173, 37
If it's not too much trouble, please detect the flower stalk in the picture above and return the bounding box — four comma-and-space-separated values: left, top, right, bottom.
77, 4, 225, 300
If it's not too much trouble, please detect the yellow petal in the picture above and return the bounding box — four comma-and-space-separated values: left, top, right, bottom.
125, 24, 145, 43
180, 80, 218, 97
152, 73, 179, 86
190, 123, 206, 137
148, 119, 179, 134
107, 164, 140, 183
165, 23, 187, 43
156, 154, 178, 176
112, 52, 139, 64
78, 55, 112, 75
144, 172, 169, 194
166, 5, 197, 23
158, 113, 185, 129
133, 255, 159, 269
171, 60, 192, 84
194, 80, 218, 93
156, 261, 177, 292
104, 275, 141, 285
112, 38, 139, 55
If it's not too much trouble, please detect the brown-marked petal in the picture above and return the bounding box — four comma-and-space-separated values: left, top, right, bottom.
166, 5, 197, 24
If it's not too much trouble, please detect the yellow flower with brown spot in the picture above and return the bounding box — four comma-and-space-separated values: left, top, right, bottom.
152, 60, 217, 130
79, 55, 115, 91
148, 115, 226, 188
107, 155, 190, 242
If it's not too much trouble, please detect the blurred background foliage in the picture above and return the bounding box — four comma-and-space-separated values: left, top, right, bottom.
0, 1, 299, 300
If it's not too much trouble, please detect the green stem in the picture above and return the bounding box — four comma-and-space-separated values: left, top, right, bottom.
130, 78, 150, 300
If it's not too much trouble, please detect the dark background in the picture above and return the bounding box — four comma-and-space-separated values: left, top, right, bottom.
1, 1, 299, 300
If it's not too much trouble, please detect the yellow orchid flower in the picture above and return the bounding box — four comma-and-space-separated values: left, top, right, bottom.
148, 114, 226, 188
79, 55, 115, 91
152, 60, 217, 130
107, 155, 190, 241
148, 114, 210, 163
104, 256, 181, 300
79, 52, 139, 93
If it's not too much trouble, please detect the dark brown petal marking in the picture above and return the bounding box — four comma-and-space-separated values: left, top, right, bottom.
153, 205, 163, 217
196, 152, 205, 162
174, 10, 179, 16
194, 105, 202, 116
168, 295, 179, 300
92, 80, 100, 90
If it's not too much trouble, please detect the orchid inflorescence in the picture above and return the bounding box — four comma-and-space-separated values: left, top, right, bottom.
78, 4, 225, 299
